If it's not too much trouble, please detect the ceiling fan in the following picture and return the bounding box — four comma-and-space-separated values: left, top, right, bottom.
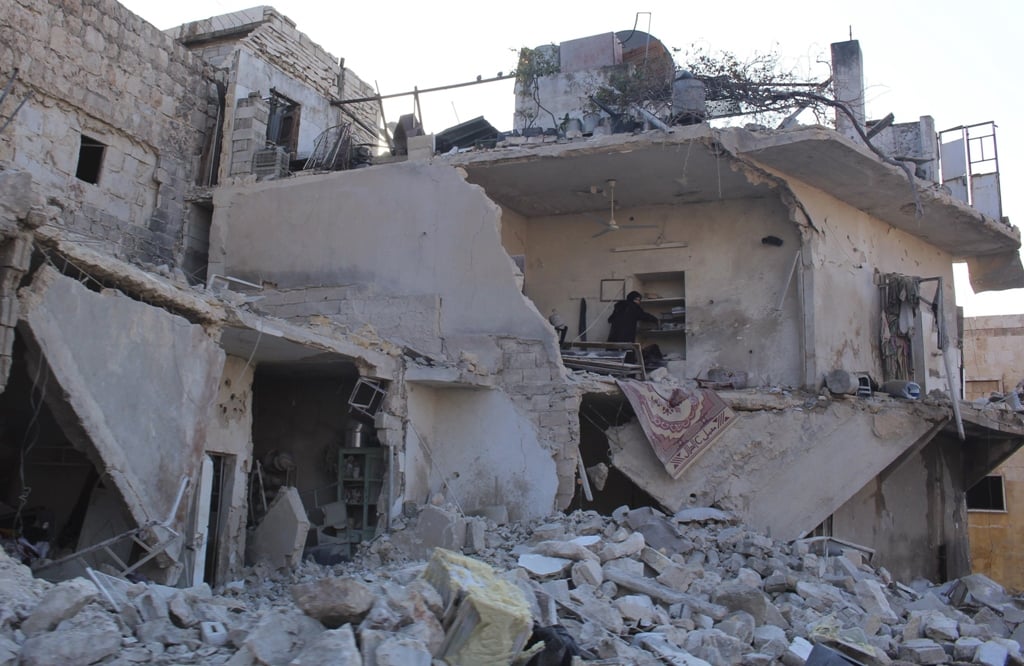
589, 179, 657, 238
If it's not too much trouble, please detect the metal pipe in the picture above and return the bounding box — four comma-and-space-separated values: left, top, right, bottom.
331, 73, 516, 106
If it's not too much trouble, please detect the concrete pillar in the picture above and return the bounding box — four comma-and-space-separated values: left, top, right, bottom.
830, 40, 865, 142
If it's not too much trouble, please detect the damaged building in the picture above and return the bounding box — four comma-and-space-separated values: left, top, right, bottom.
0, 0, 1023, 601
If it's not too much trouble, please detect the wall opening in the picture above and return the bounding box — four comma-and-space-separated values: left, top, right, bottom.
0, 338, 133, 579
250, 362, 384, 563
75, 135, 106, 184
183, 203, 213, 286
266, 91, 300, 157
967, 475, 1006, 512
572, 393, 661, 515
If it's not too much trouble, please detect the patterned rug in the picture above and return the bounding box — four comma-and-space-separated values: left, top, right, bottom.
616, 379, 737, 479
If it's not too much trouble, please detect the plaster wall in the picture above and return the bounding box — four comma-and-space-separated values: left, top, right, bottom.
832, 436, 969, 583
523, 198, 803, 386
788, 180, 957, 391
210, 162, 558, 353
18, 267, 225, 535
404, 383, 560, 522
203, 355, 255, 582
210, 162, 579, 517
500, 206, 529, 258
608, 395, 948, 542
0, 0, 220, 266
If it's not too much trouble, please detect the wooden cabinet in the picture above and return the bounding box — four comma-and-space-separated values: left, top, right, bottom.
337, 447, 384, 548
634, 271, 686, 358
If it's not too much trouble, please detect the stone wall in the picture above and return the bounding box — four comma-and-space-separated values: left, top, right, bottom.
0, 0, 221, 267
963, 314, 1024, 591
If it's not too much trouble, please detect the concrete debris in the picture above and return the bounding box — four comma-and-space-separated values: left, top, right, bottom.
247, 487, 309, 569
5, 507, 1024, 664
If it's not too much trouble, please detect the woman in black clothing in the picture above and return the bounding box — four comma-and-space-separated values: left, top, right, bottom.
607, 291, 657, 343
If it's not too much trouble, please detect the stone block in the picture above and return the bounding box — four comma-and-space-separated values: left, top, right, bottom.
572, 559, 603, 587
420, 549, 532, 665
898, 638, 948, 664
854, 578, 899, 624
248, 487, 309, 569
21, 577, 99, 636
292, 577, 375, 628
975, 640, 1008, 666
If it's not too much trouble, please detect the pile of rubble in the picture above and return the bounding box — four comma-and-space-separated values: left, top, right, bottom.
2, 505, 1024, 665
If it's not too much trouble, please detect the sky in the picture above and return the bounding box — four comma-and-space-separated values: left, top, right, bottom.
120, 0, 1023, 317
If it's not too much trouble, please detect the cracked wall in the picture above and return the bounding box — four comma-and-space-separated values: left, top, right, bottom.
781, 179, 959, 392
0, 0, 221, 267
18, 266, 224, 571
607, 393, 948, 544
209, 161, 579, 520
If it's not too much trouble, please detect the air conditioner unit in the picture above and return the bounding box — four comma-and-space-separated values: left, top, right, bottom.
252, 146, 289, 179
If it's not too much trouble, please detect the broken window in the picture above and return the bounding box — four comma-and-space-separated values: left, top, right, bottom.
75, 134, 105, 184
266, 91, 300, 157
966, 475, 1006, 512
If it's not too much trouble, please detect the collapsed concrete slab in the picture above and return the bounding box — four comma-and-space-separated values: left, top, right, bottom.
18, 266, 224, 569
608, 391, 948, 540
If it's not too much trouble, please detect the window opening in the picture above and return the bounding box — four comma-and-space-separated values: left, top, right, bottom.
76, 135, 105, 184
967, 475, 1006, 512
266, 91, 299, 156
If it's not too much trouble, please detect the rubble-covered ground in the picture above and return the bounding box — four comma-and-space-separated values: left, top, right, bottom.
2, 505, 1024, 666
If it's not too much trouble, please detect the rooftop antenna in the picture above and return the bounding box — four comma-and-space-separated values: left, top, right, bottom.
849, 25, 853, 40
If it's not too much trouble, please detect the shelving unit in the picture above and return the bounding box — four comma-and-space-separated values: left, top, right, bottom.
337, 447, 384, 549
634, 270, 686, 358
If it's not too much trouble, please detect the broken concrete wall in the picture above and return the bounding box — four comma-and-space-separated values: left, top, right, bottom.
202, 355, 255, 583
785, 179, 959, 392
210, 162, 559, 353
18, 266, 224, 547
210, 162, 578, 520
608, 392, 948, 548
405, 383, 560, 522
0, 0, 221, 267
524, 197, 804, 386
831, 433, 970, 583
